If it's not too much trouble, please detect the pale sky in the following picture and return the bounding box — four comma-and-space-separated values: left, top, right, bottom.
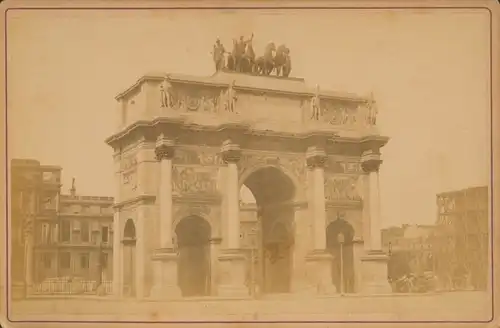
6, 8, 491, 228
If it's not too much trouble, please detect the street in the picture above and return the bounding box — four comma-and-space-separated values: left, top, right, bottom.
8, 291, 492, 323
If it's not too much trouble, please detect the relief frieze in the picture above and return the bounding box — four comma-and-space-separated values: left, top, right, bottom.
325, 158, 362, 174
160, 82, 222, 114
172, 166, 219, 195
173, 148, 224, 166
121, 155, 138, 171
320, 100, 359, 126
324, 175, 361, 201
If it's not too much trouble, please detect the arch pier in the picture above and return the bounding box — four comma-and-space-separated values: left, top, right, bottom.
106, 71, 391, 300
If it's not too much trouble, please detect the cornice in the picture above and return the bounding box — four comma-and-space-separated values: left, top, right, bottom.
172, 193, 222, 205
325, 200, 363, 209
106, 118, 389, 153
113, 194, 156, 210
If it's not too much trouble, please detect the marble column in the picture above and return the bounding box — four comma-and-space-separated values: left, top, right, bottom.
112, 210, 122, 298
112, 151, 123, 298
359, 150, 391, 294
156, 137, 175, 249
304, 146, 336, 295
218, 140, 248, 297
209, 237, 222, 296
150, 136, 181, 299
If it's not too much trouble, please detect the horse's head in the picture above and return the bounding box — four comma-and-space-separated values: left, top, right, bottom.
265, 42, 276, 52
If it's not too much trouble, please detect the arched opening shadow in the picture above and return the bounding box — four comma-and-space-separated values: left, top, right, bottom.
326, 219, 355, 293
122, 219, 136, 297
175, 215, 211, 297
241, 166, 296, 294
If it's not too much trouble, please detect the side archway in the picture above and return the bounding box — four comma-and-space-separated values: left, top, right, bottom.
326, 219, 355, 293
122, 219, 136, 297
175, 215, 212, 297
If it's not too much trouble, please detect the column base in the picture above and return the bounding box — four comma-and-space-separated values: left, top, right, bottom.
305, 250, 337, 295
217, 249, 250, 298
359, 250, 392, 295
150, 248, 182, 300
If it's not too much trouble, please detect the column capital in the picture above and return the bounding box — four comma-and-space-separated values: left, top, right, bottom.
306, 146, 327, 168
361, 150, 382, 173
220, 140, 241, 163
155, 137, 175, 161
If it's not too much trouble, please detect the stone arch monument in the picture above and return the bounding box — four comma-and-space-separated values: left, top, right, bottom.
106, 70, 390, 300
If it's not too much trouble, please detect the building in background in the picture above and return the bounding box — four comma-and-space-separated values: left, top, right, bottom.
434, 186, 489, 291
34, 179, 114, 285
10, 158, 114, 296
10, 159, 62, 298
382, 224, 435, 276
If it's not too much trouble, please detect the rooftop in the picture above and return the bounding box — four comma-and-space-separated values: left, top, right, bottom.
115, 71, 368, 102
59, 194, 114, 203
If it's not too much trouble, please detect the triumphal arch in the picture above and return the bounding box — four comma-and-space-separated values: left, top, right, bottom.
106, 63, 390, 300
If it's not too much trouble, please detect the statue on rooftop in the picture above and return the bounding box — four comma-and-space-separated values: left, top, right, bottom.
212, 37, 226, 72
366, 92, 378, 126
235, 34, 254, 73
275, 44, 292, 77
160, 80, 174, 108
212, 35, 292, 77
221, 80, 237, 113
310, 85, 321, 121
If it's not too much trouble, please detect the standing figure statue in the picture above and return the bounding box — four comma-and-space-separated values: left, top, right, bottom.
234, 34, 253, 73
224, 80, 237, 112
310, 84, 322, 121
160, 79, 174, 108
366, 92, 378, 125
282, 48, 292, 77
212, 37, 226, 72
242, 34, 256, 73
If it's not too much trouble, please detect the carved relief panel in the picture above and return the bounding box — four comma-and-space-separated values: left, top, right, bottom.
162, 83, 222, 114
172, 147, 224, 197
320, 99, 360, 127
120, 152, 138, 200
324, 157, 363, 202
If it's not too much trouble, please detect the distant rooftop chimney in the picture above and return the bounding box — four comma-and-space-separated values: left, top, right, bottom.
70, 177, 76, 196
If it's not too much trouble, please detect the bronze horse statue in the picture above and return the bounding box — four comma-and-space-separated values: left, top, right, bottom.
240, 38, 256, 74
213, 37, 292, 77
274, 44, 292, 77
254, 42, 276, 75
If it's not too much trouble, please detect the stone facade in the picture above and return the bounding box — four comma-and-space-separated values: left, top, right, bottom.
106, 71, 391, 299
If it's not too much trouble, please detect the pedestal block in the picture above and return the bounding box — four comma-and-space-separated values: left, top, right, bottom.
217, 249, 249, 297
150, 248, 182, 300
359, 250, 392, 295
305, 250, 337, 295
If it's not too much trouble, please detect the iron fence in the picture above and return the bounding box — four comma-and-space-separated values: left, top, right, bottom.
32, 279, 112, 295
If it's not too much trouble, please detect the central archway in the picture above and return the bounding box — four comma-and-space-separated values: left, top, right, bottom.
240, 166, 296, 295
326, 218, 355, 293
175, 215, 211, 297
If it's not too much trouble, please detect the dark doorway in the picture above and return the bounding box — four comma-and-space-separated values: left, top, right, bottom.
263, 221, 293, 293
326, 219, 355, 293
242, 166, 296, 295
176, 215, 211, 297
122, 219, 136, 297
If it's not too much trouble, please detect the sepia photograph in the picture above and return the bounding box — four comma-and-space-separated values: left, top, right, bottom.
1, 0, 498, 326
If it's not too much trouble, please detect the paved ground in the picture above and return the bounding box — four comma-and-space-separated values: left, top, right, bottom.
7, 291, 493, 323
